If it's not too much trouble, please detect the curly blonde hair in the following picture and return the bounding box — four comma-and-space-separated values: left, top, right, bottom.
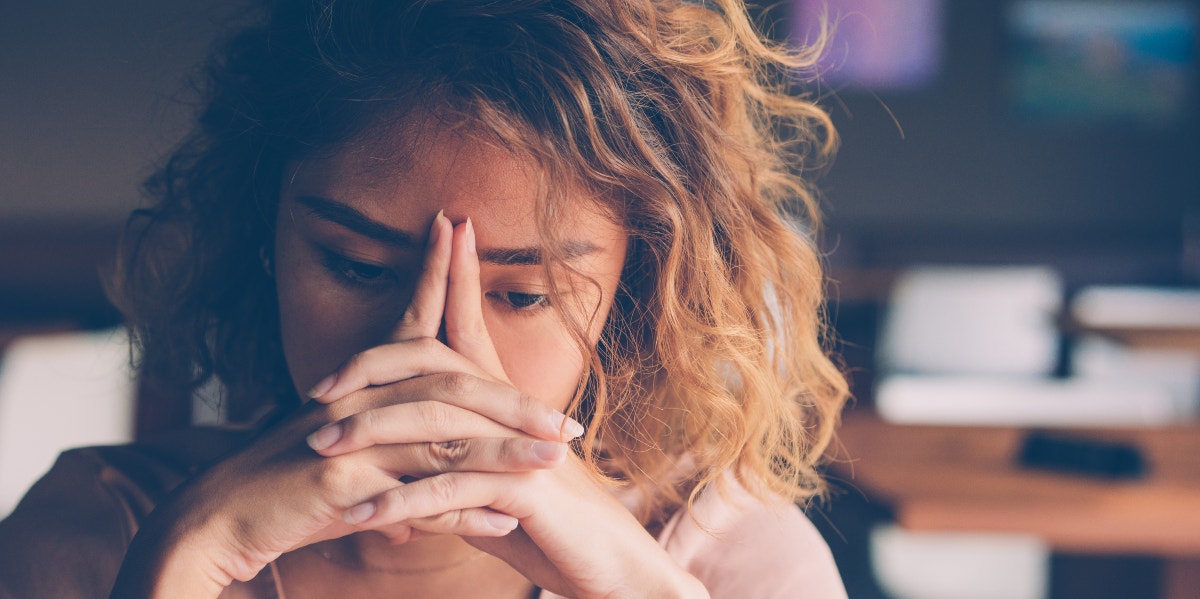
111, 0, 847, 525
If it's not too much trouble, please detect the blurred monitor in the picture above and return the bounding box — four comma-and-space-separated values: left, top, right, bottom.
792, 0, 944, 91
1007, 0, 1198, 126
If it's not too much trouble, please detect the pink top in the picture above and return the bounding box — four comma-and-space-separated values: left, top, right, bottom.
534, 473, 846, 598
0, 429, 846, 598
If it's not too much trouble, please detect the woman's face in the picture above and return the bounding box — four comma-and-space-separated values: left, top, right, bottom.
273, 123, 628, 412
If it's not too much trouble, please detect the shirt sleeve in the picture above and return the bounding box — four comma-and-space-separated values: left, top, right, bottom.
0, 447, 158, 599
0, 428, 263, 599
656, 480, 848, 599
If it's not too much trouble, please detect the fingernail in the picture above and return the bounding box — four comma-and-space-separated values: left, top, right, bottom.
306, 423, 342, 451
428, 209, 445, 248
307, 373, 337, 399
564, 414, 586, 439
531, 440, 566, 462
343, 501, 376, 525
465, 217, 476, 254
565, 417, 585, 438
550, 413, 585, 439
485, 512, 519, 532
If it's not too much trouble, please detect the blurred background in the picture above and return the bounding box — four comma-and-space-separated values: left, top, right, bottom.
1, 1, 1198, 598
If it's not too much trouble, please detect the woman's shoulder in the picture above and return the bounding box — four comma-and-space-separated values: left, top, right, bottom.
657, 475, 848, 599
21, 425, 255, 515
0, 426, 256, 599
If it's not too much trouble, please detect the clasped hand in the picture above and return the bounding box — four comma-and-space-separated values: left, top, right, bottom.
133, 213, 707, 599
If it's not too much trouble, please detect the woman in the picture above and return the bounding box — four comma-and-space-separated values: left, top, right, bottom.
0, 0, 848, 597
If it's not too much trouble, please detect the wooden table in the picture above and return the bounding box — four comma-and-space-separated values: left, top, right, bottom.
832, 410, 1200, 598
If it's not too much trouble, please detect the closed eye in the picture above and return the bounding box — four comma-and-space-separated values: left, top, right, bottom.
318, 248, 393, 289
487, 290, 550, 313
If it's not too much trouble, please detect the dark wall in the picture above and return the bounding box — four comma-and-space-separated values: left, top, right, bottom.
0, 1, 246, 327
0, 0, 244, 225
795, 1, 1200, 287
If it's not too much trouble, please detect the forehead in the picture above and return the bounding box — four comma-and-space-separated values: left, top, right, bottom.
286, 121, 546, 227
281, 111, 634, 268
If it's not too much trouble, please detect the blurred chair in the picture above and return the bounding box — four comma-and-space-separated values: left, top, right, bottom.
868, 266, 1060, 598
873, 265, 1180, 426
876, 265, 1062, 376
0, 328, 135, 517
871, 525, 1050, 599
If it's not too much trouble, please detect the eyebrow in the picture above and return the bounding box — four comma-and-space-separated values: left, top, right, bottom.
298, 195, 418, 248
479, 240, 601, 266
296, 195, 601, 265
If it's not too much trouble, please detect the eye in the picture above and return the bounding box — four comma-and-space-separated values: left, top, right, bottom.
340, 260, 386, 282
488, 291, 550, 312
318, 249, 392, 288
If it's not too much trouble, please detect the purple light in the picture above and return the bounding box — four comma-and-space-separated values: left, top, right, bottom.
793, 0, 944, 90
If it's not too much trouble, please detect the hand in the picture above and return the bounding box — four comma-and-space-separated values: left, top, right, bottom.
110, 213, 580, 598
313, 217, 709, 598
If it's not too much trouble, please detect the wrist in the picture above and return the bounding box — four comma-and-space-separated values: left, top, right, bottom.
109, 498, 240, 599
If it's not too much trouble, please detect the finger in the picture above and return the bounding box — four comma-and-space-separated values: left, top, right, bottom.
375, 524, 469, 545
311, 350, 583, 441
378, 509, 518, 543
374, 521, 419, 545
305, 455, 406, 516
308, 337, 489, 402
360, 437, 569, 477
408, 508, 519, 537
307, 401, 518, 454
342, 472, 521, 527
391, 209, 452, 342
397, 437, 567, 476
445, 218, 509, 382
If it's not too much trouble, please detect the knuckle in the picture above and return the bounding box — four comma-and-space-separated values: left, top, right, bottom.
437, 371, 477, 399
417, 401, 454, 436
421, 509, 464, 532
311, 457, 354, 494
414, 336, 444, 356
427, 439, 470, 471
514, 391, 541, 419
439, 510, 471, 532
337, 351, 373, 387
425, 474, 459, 506
339, 410, 374, 446
511, 391, 548, 436
496, 439, 524, 467
349, 345, 396, 381
343, 349, 371, 374
381, 484, 410, 516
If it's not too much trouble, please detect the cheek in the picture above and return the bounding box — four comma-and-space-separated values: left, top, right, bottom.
274, 234, 405, 394
493, 274, 622, 412
491, 317, 585, 413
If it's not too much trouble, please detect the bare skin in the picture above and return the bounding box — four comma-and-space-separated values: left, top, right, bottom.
109, 125, 709, 598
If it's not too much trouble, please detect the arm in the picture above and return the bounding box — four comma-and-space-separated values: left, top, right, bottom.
0, 449, 159, 599
96, 215, 696, 599
105, 214, 574, 599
